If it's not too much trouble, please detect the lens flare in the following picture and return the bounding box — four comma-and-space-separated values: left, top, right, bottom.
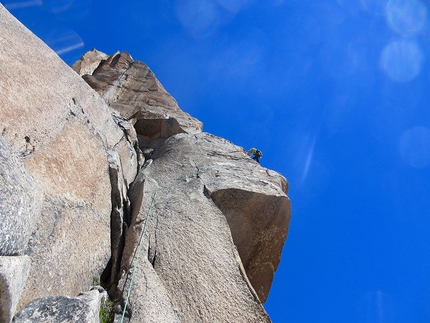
175, 0, 220, 39
386, 0, 427, 36
215, 0, 249, 14
360, 0, 390, 16
399, 127, 430, 168
319, 41, 358, 78
359, 291, 397, 323
336, 0, 362, 13
380, 40, 423, 82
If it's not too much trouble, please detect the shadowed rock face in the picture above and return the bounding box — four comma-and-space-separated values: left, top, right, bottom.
210, 189, 290, 302
0, 256, 30, 323
0, 4, 291, 322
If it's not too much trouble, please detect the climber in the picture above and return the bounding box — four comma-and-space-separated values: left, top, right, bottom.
247, 148, 262, 164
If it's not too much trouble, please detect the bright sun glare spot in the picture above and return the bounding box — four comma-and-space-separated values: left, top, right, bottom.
399, 126, 430, 168
380, 40, 423, 82
385, 0, 427, 36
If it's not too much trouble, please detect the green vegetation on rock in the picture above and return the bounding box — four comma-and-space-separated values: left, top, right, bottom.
99, 298, 115, 323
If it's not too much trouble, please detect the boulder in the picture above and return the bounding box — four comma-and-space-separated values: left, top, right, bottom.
12, 289, 108, 323
0, 256, 31, 323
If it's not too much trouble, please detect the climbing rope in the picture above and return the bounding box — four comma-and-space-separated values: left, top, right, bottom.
119, 154, 256, 322
120, 189, 157, 323
119, 166, 205, 322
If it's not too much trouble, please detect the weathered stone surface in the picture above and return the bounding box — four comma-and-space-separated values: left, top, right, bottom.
111, 114, 142, 186
73, 50, 203, 144
114, 259, 181, 323
0, 256, 31, 323
197, 148, 290, 302
0, 4, 138, 309
17, 120, 113, 308
118, 132, 290, 322
0, 137, 43, 256
106, 149, 130, 287
1, 4, 291, 321
71, 48, 109, 77
153, 133, 290, 303
13, 289, 107, 323
210, 189, 289, 302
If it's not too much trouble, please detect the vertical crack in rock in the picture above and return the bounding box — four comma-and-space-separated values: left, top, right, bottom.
104, 150, 127, 291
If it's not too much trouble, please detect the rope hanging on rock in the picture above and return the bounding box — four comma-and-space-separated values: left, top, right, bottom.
120, 189, 157, 323
119, 155, 256, 322
119, 166, 206, 322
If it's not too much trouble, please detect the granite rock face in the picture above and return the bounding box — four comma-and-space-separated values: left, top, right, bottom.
0, 138, 43, 256
70, 48, 109, 77
117, 133, 290, 322
0, 4, 137, 310
0, 256, 31, 323
192, 135, 290, 303
72, 50, 203, 148
0, 4, 291, 322
12, 289, 107, 323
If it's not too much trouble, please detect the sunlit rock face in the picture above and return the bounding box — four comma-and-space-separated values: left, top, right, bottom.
0, 138, 43, 257
0, 4, 291, 322
72, 50, 203, 150
118, 132, 290, 322
0, 4, 136, 311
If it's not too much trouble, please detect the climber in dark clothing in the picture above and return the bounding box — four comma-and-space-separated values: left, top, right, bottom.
247, 148, 262, 164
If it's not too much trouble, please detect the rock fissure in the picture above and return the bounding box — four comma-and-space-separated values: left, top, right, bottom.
103, 64, 134, 105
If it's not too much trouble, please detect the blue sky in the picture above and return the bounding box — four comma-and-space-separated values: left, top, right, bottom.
4, 0, 430, 322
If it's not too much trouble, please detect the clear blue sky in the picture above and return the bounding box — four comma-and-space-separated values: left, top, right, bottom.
5, 0, 430, 322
